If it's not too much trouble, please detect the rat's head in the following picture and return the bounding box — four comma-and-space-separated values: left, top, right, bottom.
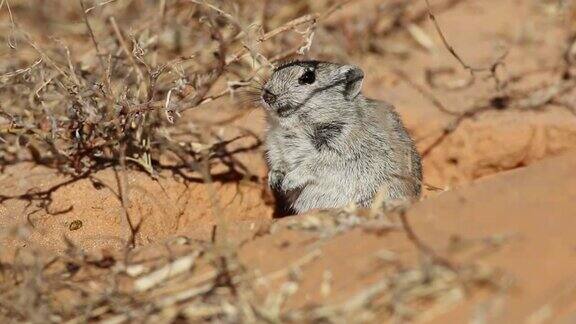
261, 60, 364, 118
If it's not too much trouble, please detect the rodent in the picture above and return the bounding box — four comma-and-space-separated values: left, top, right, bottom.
260, 60, 422, 215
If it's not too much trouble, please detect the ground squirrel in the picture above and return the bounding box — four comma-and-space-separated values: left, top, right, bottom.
261, 60, 422, 215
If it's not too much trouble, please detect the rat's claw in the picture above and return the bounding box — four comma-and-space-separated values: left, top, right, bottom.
280, 169, 314, 192
268, 170, 285, 192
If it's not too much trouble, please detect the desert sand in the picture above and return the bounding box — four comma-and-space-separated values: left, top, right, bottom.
1, 0, 576, 322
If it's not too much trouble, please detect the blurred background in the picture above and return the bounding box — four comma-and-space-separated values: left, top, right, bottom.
1, 0, 575, 184
1, 1, 576, 323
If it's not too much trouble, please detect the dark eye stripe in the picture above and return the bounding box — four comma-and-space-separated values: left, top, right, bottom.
274, 60, 320, 72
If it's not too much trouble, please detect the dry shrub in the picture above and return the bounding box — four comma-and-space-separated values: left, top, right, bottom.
0, 206, 512, 323
0, 0, 341, 176
0, 0, 573, 322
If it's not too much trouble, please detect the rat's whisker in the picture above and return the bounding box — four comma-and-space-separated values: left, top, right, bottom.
234, 89, 264, 106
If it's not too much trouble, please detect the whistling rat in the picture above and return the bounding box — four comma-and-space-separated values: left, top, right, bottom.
261, 60, 422, 214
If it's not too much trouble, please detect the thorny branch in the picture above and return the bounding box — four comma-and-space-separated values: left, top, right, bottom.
425, 0, 508, 90
0, 1, 533, 322
415, 0, 576, 157
0, 0, 354, 177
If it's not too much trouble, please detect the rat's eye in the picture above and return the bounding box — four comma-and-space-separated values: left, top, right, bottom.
298, 69, 316, 85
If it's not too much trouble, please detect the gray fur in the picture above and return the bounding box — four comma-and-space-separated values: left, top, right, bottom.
261, 60, 422, 214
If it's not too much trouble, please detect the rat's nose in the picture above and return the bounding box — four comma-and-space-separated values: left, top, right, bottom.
262, 89, 277, 105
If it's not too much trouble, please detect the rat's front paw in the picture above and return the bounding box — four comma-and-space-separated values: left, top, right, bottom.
281, 169, 314, 192
268, 169, 285, 192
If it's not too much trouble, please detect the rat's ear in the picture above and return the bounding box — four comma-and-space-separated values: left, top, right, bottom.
341, 65, 364, 100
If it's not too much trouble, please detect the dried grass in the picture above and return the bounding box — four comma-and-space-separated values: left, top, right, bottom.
1, 0, 575, 323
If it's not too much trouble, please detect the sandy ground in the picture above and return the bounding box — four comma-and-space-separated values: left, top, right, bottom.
2, 0, 576, 322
